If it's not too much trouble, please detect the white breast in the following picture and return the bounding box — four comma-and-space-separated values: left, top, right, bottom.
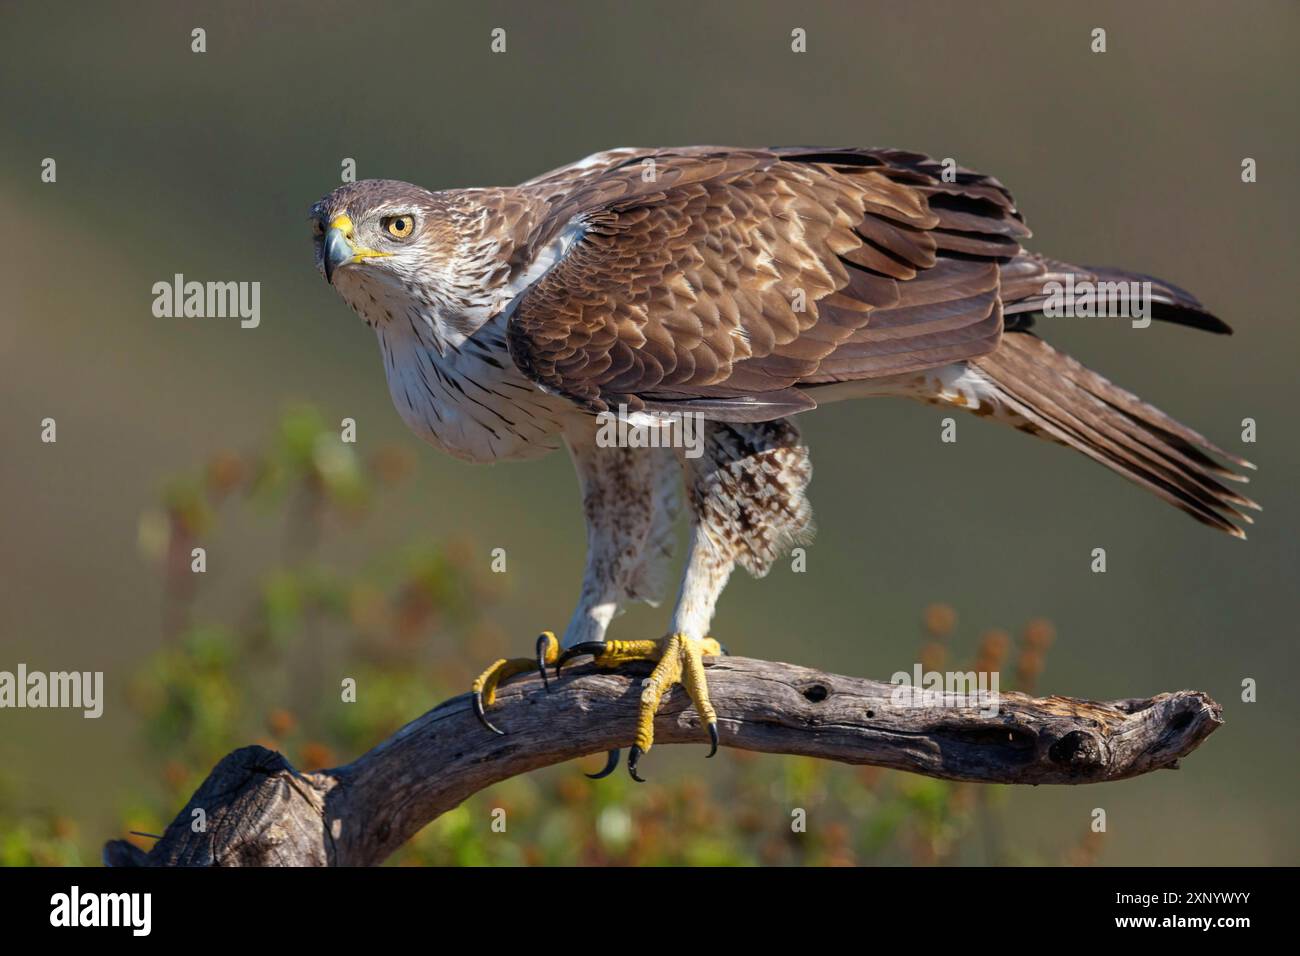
377, 314, 567, 464
336, 211, 585, 464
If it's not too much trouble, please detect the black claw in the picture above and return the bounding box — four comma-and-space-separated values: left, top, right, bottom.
536, 634, 552, 692
586, 749, 620, 780
554, 641, 606, 678
706, 722, 719, 758
472, 692, 506, 736
718, 642, 731, 656
627, 746, 646, 782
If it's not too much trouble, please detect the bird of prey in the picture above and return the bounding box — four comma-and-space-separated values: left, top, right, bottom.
311, 146, 1256, 780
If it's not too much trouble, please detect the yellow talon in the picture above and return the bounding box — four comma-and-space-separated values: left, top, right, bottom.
471, 631, 560, 735
555, 633, 722, 781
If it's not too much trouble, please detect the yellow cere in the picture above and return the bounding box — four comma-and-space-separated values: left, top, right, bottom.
328, 213, 391, 261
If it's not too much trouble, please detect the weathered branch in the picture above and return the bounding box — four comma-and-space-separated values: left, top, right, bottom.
104, 655, 1222, 867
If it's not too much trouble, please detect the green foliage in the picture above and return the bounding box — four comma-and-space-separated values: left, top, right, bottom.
0, 773, 83, 866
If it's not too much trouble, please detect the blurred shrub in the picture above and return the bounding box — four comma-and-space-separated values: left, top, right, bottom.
0, 406, 1083, 866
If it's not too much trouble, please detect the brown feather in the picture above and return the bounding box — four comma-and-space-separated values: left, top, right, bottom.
972, 333, 1256, 537
506, 146, 1027, 416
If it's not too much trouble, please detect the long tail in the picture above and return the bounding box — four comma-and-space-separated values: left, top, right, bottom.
971, 330, 1258, 538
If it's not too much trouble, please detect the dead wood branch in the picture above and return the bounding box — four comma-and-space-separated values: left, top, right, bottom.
103, 655, 1222, 866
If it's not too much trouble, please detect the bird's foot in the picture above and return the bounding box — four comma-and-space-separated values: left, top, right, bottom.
471, 631, 559, 736
556, 634, 724, 781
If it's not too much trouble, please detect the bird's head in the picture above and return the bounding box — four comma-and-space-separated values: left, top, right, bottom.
311, 178, 531, 347
310, 179, 452, 293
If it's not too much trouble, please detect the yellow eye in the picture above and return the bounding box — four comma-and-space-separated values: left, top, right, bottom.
384, 215, 414, 239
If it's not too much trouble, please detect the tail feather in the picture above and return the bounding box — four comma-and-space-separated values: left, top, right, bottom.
971, 331, 1257, 538
999, 255, 1233, 335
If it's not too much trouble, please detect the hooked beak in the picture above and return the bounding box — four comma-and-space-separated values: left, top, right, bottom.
322, 214, 390, 284
323, 227, 351, 284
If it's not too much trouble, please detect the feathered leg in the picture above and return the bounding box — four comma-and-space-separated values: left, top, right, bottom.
559, 430, 678, 647
470, 423, 676, 768
557, 418, 814, 780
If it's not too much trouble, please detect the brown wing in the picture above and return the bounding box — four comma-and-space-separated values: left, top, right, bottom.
520, 147, 665, 191
506, 147, 1029, 420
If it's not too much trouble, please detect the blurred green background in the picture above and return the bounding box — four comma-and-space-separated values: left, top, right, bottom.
1, 0, 1296, 865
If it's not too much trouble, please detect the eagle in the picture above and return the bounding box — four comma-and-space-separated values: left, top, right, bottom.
311, 146, 1256, 781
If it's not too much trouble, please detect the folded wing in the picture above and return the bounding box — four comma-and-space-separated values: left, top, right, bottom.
506, 147, 1029, 421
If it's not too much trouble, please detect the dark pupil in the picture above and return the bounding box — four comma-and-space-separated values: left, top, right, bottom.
396, 218, 406, 230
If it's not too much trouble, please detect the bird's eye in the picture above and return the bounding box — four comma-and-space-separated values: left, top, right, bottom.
311, 218, 325, 237
384, 215, 414, 239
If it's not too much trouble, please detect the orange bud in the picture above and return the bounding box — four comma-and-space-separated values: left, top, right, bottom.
923, 603, 957, 639
1024, 617, 1056, 650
